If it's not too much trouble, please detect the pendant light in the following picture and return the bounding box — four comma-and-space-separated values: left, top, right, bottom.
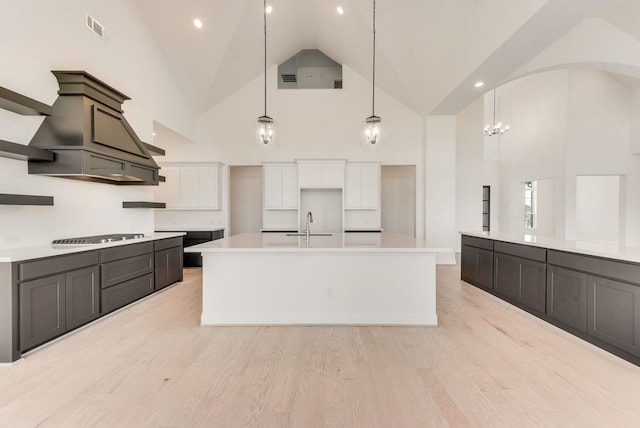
363, 0, 381, 145
257, 0, 276, 145
484, 88, 509, 136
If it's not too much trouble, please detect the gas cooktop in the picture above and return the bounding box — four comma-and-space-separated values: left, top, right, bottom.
52, 233, 145, 245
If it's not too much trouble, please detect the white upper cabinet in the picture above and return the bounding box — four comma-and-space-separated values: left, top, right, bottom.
263, 163, 298, 210
345, 163, 381, 210
156, 162, 222, 210
297, 160, 345, 188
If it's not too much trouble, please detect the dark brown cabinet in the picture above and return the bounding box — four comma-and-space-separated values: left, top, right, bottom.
155, 237, 183, 290
100, 242, 155, 314
20, 264, 100, 351
65, 266, 100, 331
587, 275, 640, 357
461, 236, 494, 290
493, 242, 546, 313
20, 273, 66, 351
546, 265, 588, 332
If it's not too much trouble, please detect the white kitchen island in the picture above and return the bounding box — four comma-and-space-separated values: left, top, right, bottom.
187, 233, 451, 326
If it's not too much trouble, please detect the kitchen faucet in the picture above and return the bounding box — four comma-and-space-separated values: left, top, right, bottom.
305, 211, 314, 240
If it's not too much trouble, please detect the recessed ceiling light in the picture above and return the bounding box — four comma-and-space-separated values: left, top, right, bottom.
337, 6, 344, 15
266, 5, 273, 14
193, 18, 203, 29
474, 81, 485, 88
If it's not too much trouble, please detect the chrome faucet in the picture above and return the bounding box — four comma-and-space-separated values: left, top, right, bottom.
305, 211, 314, 240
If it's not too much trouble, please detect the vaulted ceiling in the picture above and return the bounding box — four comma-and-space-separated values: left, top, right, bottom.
136, 0, 639, 117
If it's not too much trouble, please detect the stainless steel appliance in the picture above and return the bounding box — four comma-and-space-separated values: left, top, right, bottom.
52, 233, 144, 245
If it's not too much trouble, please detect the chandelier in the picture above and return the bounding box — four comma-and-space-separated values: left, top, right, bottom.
484, 88, 509, 136
257, 0, 276, 145
363, 0, 381, 145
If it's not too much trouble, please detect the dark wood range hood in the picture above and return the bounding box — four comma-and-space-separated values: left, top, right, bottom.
28, 70, 159, 185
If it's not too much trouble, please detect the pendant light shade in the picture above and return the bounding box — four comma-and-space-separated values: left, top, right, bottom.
257, 0, 276, 145
363, 0, 381, 145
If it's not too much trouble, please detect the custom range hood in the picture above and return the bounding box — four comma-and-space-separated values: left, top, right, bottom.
28, 70, 159, 185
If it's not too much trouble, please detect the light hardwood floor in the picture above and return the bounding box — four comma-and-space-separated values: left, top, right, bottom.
2, 263, 640, 427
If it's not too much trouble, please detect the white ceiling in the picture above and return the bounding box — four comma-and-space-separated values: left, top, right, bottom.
135, 0, 639, 116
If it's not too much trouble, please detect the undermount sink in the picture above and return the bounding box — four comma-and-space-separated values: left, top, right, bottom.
285, 232, 333, 236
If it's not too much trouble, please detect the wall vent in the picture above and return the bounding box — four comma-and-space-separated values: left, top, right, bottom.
281, 74, 297, 83
86, 15, 105, 38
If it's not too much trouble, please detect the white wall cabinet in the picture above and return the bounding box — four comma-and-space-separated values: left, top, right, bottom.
345, 163, 381, 210
263, 163, 298, 210
297, 160, 345, 188
156, 163, 222, 210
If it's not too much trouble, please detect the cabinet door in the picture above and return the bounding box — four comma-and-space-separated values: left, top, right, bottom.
461, 245, 493, 290
345, 165, 361, 209
494, 253, 518, 299
518, 259, 546, 313
65, 266, 100, 331
155, 246, 183, 290
546, 266, 587, 332
587, 276, 640, 357
360, 164, 380, 209
280, 165, 298, 209
157, 167, 180, 208
20, 274, 66, 351
264, 166, 283, 209
198, 166, 219, 209
460, 245, 478, 284
179, 167, 200, 208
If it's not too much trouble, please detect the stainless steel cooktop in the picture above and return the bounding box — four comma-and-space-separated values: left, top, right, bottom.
52, 233, 145, 245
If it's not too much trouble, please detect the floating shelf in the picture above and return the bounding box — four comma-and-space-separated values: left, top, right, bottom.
0, 139, 54, 161
0, 86, 52, 116
143, 142, 165, 156
0, 193, 54, 206
122, 201, 166, 209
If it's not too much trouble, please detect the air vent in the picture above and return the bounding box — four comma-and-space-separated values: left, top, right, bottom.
281, 74, 297, 83
86, 15, 105, 38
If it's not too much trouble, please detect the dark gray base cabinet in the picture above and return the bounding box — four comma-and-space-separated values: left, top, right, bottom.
20, 265, 100, 351
101, 273, 154, 314
588, 275, 640, 357
155, 246, 182, 290
494, 253, 546, 313
461, 245, 494, 290
546, 265, 588, 332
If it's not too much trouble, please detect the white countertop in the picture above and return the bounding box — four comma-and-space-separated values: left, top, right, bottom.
461, 231, 640, 264
0, 232, 185, 263
155, 225, 225, 232
187, 232, 450, 254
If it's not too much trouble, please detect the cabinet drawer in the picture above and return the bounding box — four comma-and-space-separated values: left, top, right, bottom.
494, 241, 546, 263
19, 251, 99, 281
101, 242, 154, 263
101, 253, 153, 289
184, 231, 213, 240
461, 235, 494, 251
548, 250, 640, 285
154, 237, 183, 251
101, 273, 154, 314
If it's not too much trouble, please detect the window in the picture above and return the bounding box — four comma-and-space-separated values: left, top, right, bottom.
524, 181, 537, 229
482, 186, 490, 231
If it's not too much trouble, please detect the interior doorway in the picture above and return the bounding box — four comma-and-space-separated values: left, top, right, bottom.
229, 166, 263, 236
381, 165, 416, 236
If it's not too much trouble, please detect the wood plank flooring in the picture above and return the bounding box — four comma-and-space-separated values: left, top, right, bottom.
1, 263, 640, 427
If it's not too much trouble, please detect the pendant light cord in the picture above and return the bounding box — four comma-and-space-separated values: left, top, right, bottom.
372, 0, 376, 117
263, 0, 267, 117
493, 89, 496, 125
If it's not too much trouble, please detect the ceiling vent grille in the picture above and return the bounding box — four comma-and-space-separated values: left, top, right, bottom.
86, 15, 105, 38
281, 74, 297, 83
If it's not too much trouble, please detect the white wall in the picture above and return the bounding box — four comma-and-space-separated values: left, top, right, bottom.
162, 65, 427, 239
576, 175, 621, 243
425, 116, 457, 248
461, 68, 640, 246
456, 97, 484, 248
0, 0, 195, 246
